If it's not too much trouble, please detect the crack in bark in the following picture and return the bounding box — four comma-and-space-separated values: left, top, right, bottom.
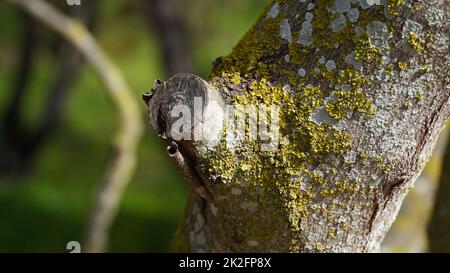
366, 193, 379, 234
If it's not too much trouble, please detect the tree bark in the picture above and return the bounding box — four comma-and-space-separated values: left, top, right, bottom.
146, 0, 450, 252
382, 128, 448, 252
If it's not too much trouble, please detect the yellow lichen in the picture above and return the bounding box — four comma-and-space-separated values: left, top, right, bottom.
387, 0, 405, 15
398, 61, 408, 70
420, 65, 429, 73
354, 34, 381, 63
408, 33, 425, 53
201, 0, 404, 251
212, 5, 284, 79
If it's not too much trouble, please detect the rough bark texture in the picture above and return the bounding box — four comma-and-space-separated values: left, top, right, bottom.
152, 0, 449, 252
382, 127, 447, 252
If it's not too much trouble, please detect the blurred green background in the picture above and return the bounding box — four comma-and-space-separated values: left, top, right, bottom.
0, 0, 269, 252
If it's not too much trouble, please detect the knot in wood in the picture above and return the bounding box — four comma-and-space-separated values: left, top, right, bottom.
145, 73, 224, 147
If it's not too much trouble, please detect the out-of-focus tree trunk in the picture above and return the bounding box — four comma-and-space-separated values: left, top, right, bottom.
140, 0, 193, 75
7, 0, 144, 253
0, 1, 97, 175
145, 0, 449, 252
0, 11, 36, 174
428, 126, 450, 252
29, 1, 98, 155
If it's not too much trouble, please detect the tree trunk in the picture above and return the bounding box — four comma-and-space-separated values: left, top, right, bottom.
382, 128, 448, 252
147, 0, 449, 252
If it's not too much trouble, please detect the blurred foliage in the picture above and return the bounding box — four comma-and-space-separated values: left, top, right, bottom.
0, 0, 269, 252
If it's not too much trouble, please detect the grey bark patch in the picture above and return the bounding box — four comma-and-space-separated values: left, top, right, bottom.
331, 0, 351, 14
299, 21, 313, 46
266, 3, 280, 19
331, 13, 347, 32
280, 19, 292, 43
347, 8, 360, 23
